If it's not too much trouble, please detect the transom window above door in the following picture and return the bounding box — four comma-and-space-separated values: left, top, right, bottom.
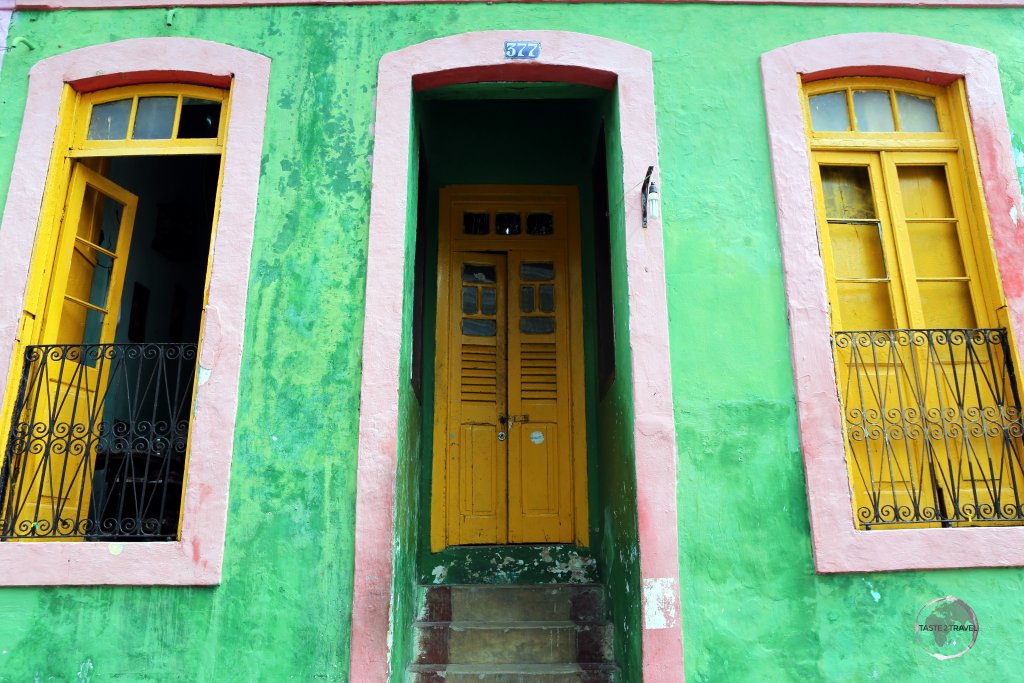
461, 210, 557, 236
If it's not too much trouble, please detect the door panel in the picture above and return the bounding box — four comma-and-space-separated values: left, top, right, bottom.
507, 251, 573, 543
446, 253, 508, 545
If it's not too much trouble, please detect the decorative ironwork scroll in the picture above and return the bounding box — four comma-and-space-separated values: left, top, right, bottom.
0, 343, 196, 541
834, 328, 1024, 528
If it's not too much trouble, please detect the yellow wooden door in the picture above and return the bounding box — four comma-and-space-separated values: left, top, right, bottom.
817, 151, 1020, 527
506, 251, 575, 543
442, 250, 576, 545
6, 163, 137, 539
888, 156, 1019, 526
445, 252, 509, 545
432, 185, 587, 549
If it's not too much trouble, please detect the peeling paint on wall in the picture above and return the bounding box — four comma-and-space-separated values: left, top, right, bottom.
3, 4, 1024, 682
642, 577, 678, 630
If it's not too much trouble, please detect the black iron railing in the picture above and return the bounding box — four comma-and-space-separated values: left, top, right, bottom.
834, 328, 1024, 528
0, 343, 197, 541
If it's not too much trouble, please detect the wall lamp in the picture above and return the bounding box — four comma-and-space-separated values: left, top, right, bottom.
641, 165, 660, 228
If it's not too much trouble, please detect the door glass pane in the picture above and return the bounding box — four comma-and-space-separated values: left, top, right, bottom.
177, 98, 222, 138
132, 96, 177, 139
539, 285, 555, 313
520, 317, 555, 334
908, 223, 966, 278
830, 223, 887, 279
480, 287, 497, 315
527, 213, 554, 235
919, 281, 976, 328
836, 282, 894, 329
58, 298, 106, 348
820, 166, 876, 219
809, 92, 850, 132
521, 262, 554, 281
898, 166, 954, 219
462, 318, 497, 337
77, 188, 123, 247
462, 286, 478, 315
87, 99, 132, 140
463, 213, 489, 235
896, 93, 940, 133
853, 91, 895, 132
59, 243, 113, 348
56, 190, 124, 350
463, 264, 496, 283
497, 213, 521, 235
520, 286, 535, 313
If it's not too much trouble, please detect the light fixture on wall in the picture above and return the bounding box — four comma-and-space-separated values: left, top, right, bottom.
641, 165, 660, 228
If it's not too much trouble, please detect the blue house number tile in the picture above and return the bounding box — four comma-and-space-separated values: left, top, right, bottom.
505, 41, 540, 59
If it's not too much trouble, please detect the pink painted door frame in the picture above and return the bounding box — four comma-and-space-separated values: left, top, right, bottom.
351, 31, 683, 682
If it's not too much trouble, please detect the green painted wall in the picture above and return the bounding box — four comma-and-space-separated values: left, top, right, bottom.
1, 4, 1024, 681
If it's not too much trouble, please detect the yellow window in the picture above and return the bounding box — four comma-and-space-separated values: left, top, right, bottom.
805, 79, 1024, 529
0, 84, 227, 542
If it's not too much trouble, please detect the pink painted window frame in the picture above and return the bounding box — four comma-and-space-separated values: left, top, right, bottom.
0, 38, 270, 585
762, 33, 1024, 573
351, 31, 683, 682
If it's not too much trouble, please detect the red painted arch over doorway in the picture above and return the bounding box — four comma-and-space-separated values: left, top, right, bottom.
351, 30, 682, 681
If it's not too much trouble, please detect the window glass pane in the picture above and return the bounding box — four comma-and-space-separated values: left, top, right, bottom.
527, 213, 554, 235
835, 282, 894, 329
463, 264, 496, 284
497, 212, 521, 235
830, 223, 887, 280
462, 286, 478, 315
132, 96, 177, 140
820, 166, 876, 219
539, 285, 555, 313
463, 318, 497, 337
853, 91, 895, 132
520, 317, 555, 334
897, 166, 954, 219
896, 93, 940, 133
87, 99, 132, 140
908, 223, 966, 278
177, 98, 222, 139
918, 281, 976, 328
521, 262, 554, 281
463, 213, 489, 235
481, 287, 497, 315
809, 92, 850, 132
520, 286, 535, 313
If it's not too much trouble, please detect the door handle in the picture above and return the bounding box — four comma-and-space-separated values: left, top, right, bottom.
498, 432, 506, 441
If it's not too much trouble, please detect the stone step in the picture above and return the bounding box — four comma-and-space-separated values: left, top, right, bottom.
418, 584, 606, 623
409, 583, 617, 681
414, 620, 613, 666
406, 662, 619, 683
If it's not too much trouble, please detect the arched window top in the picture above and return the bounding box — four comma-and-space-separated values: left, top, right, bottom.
74, 83, 228, 155
0, 37, 269, 586
762, 33, 1024, 573
805, 78, 950, 138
